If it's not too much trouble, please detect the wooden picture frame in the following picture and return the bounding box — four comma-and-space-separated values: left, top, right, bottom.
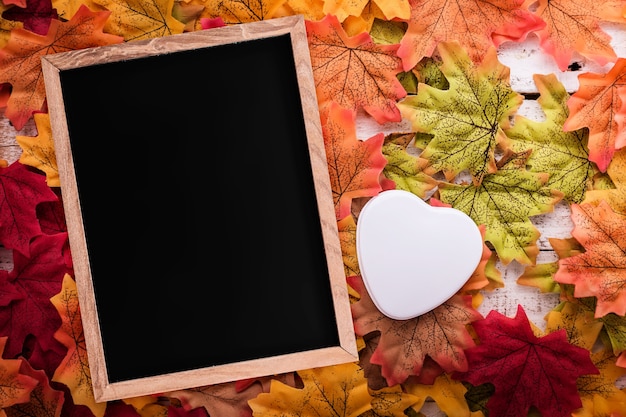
41, 15, 358, 402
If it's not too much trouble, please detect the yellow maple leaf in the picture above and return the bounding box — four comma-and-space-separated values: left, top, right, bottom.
248, 362, 373, 416
51, 274, 106, 417
583, 147, 626, 215
405, 373, 485, 416
16, 112, 59, 187
545, 301, 603, 351
200, 0, 285, 24
92, 0, 185, 41
338, 214, 359, 277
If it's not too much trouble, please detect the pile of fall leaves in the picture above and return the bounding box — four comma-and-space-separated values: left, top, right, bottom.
1, 0, 626, 416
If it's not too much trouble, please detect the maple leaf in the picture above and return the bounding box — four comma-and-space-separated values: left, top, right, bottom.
0, 161, 59, 257
453, 305, 599, 417
398, 41, 523, 185
306, 14, 407, 124
348, 275, 482, 386
532, 0, 626, 72
0, 5, 123, 130
554, 201, 626, 317
0, 233, 69, 359
438, 166, 562, 266
16, 112, 59, 188
248, 362, 373, 417
574, 348, 626, 416
322, 0, 410, 22
506, 73, 598, 204
0, 337, 38, 408
4, 359, 64, 417
562, 58, 626, 172
369, 384, 421, 416
404, 373, 481, 416
545, 301, 604, 351
381, 132, 438, 198
0, 4, 22, 50
322, 102, 387, 220
583, 147, 626, 215
338, 215, 359, 277
50, 274, 105, 417
201, 0, 285, 23
2, 0, 58, 35
92, 0, 185, 41
396, 0, 544, 71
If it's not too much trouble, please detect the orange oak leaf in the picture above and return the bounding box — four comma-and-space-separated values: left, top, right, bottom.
396, 0, 544, 71
453, 305, 599, 417
50, 274, 105, 417
562, 58, 626, 172
322, 102, 387, 220
348, 275, 482, 386
0, 5, 123, 130
248, 362, 373, 416
554, 201, 626, 318
16, 112, 59, 187
531, 0, 626, 72
92, 0, 186, 41
306, 14, 407, 124
0, 337, 38, 408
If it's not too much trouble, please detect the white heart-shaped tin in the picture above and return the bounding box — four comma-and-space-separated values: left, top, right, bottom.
356, 190, 483, 320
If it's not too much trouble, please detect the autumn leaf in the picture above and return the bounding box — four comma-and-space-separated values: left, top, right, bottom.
200, 0, 285, 23
545, 301, 604, 351
16, 112, 59, 187
398, 41, 523, 185
1, 0, 57, 35
396, 0, 544, 71
405, 373, 484, 417
5, 359, 64, 417
50, 274, 105, 417
554, 201, 626, 317
0, 337, 38, 408
453, 305, 599, 417
306, 14, 407, 124
248, 362, 373, 417
369, 384, 421, 416
437, 166, 563, 266
517, 261, 561, 293
348, 275, 482, 386
381, 132, 438, 198
562, 58, 626, 172
0, 3, 23, 49
506, 73, 598, 204
322, 102, 387, 220
574, 348, 626, 416
531, 0, 626, 72
322, 0, 410, 23
0, 5, 123, 130
92, 0, 185, 41
0, 161, 59, 257
338, 215, 359, 277
583, 147, 626, 215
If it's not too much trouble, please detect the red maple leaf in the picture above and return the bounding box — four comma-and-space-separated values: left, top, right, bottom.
2, 0, 59, 35
321, 102, 387, 220
306, 14, 407, 124
453, 305, 598, 417
0, 233, 69, 359
0, 162, 59, 257
0, 4, 123, 129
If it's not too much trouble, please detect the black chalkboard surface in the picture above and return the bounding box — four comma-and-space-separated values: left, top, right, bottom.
41, 15, 357, 402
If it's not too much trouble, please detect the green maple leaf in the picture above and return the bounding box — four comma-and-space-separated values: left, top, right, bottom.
398, 41, 523, 185
438, 158, 563, 266
505, 73, 598, 204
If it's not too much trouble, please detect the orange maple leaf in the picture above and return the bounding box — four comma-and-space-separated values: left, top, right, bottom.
0, 337, 38, 408
322, 102, 387, 220
532, 0, 626, 72
51, 274, 106, 417
396, 0, 544, 71
92, 0, 186, 41
200, 0, 285, 23
0, 5, 123, 130
554, 201, 626, 318
563, 59, 626, 172
306, 14, 407, 124
348, 275, 482, 386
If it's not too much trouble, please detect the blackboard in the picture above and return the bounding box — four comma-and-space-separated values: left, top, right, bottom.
41, 15, 357, 402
